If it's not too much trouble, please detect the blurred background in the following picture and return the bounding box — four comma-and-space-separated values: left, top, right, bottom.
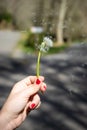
0, 0, 87, 130
0, 0, 87, 47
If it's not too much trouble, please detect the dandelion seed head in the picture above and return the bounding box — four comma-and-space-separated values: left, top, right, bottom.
43, 37, 53, 47
39, 37, 53, 52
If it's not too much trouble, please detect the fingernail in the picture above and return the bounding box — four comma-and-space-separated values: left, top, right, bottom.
30, 103, 36, 109
43, 85, 46, 91
36, 78, 41, 85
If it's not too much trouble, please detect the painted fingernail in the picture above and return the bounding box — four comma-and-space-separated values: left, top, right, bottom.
36, 79, 41, 85
43, 85, 47, 91
30, 103, 36, 109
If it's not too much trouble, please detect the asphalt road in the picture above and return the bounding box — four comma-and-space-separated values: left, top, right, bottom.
0, 32, 87, 130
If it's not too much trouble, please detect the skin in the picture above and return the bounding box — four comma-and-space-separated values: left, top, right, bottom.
0, 76, 47, 130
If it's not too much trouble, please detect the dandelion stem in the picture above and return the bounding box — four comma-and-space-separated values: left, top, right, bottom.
36, 37, 53, 78
36, 51, 41, 78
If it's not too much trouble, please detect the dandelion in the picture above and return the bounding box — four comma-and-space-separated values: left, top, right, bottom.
36, 37, 53, 77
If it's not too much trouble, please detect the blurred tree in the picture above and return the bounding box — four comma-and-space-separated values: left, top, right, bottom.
1, 0, 87, 43
46, 0, 57, 34
56, 0, 67, 46
33, 0, 44, 26
65, 0, 87, 42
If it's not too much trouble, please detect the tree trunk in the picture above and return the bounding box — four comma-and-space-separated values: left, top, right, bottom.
56, 0, 67, 46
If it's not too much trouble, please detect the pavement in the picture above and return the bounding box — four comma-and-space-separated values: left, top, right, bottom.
0, 30, 21, 54
0, 31, 87, 130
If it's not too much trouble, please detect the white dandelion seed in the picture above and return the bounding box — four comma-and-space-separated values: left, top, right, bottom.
43, 37, 53, 47
39, 37, 53, 52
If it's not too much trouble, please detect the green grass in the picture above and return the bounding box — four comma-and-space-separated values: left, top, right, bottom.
47, 44, 68, 54
18, 40, 35, 53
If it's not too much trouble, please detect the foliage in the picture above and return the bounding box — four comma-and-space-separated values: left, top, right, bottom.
18, 31, 69, 55
0, 11, 12, 23
18, 31, 46, 53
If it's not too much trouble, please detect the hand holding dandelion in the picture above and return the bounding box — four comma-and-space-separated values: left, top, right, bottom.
36, 37, 53, 78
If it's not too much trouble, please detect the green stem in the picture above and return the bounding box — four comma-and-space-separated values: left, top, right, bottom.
36, 51, 41, 78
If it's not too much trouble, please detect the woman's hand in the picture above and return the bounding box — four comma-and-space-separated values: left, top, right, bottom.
0, 76, 47, 130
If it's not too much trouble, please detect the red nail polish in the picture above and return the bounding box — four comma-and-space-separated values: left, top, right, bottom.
43, 86, 46, 90
30, 103, 36, 109
36, 79, 41, 84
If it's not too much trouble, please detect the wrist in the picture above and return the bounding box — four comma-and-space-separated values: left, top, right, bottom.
0, 109, 14, 130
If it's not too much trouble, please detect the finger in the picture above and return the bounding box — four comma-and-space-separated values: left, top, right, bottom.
35, 101, 41, 109
12, 76, 44, 93
21, 83, 42, 99
40, 83, 47, 92
23, 76, 44, 85
29, 94, 41, 109
26, 100, 41, 116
